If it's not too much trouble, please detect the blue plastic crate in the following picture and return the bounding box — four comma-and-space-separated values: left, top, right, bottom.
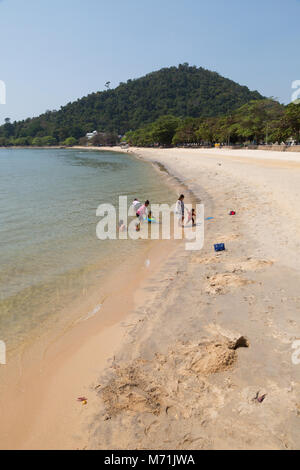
214, 243, 225, 252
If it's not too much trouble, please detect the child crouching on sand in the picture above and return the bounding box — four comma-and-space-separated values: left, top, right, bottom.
187, 208, 196, 226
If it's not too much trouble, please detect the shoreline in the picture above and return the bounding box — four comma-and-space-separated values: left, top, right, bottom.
0, 238, 183, 450
0, 150, 189, 450
1, 144, 300, 154
1, 146, 300, 449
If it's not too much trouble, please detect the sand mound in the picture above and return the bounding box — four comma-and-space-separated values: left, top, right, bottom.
228, 258, 274, 273
101, 361, 161, 417
205, 273, 251, 295
183, 341, 236, 376
100, 338, 246, 419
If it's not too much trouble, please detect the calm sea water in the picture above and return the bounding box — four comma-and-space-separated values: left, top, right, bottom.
0, 148, 176, 353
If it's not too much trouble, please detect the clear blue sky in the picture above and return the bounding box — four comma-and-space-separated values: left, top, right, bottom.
0, 0, 299, 123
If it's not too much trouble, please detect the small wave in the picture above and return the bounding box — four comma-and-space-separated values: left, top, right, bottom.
81, 303, 102, 321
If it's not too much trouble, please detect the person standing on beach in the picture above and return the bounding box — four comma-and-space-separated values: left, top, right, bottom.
175, 194, 185, 226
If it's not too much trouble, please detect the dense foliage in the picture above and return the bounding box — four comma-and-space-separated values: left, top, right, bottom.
0, 64, 264, 146
125, 100, 300, 147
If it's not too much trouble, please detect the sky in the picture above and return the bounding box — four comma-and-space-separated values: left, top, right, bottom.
0, 0, 299, 123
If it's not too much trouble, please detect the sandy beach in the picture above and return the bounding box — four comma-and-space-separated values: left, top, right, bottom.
87, 147, 300, 450
1, 147, 300, 450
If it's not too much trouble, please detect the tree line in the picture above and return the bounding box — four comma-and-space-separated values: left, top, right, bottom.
1, 99, 299, 149
124, 100, 300, 147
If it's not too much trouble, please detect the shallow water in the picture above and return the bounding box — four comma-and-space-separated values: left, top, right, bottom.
0, 148, 176, 353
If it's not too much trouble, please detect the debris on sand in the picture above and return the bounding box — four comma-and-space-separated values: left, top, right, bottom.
258, 394, 267, 403
253, 391, 267, 404
77, 397, 88, 405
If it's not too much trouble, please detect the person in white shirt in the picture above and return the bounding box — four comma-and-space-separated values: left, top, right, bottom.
175, 194, 185, 226
132, 198, 142, 212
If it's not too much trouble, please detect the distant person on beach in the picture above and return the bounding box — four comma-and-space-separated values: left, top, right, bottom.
175, 195, 185, 226
118, 220, 126, 232
136, 200, 150, 221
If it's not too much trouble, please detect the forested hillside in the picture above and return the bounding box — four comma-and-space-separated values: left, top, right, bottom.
0, 64, 264, 146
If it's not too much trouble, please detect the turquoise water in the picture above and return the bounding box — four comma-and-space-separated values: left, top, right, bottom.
0, 148, 176, 353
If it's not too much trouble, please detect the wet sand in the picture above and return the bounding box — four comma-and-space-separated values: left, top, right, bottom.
0, 155, 187, 450
0, 234, 186, 450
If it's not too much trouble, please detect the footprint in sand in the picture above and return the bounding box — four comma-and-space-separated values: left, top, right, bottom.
215, 233, 240, 242
192, 255, 224, 265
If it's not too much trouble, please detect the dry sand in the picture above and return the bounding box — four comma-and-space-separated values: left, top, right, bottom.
86, 147, 300, 450
1, 147, 300, 450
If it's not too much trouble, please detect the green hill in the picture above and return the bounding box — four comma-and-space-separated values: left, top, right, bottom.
0, 64, 264, 144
